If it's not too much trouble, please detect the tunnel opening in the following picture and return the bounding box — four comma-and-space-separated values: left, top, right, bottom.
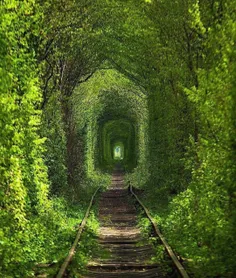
113, 142, 124, 160
97, 118, 137, 172
72, 69, 149, 184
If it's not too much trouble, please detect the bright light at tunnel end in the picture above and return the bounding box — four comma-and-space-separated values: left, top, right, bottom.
113, 143, 124, 160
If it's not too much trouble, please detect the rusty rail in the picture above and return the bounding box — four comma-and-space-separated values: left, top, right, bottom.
129, 184, 190, 278
56, 187, 100, 278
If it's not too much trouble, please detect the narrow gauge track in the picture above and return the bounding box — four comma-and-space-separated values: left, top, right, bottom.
57, 168, 189, 278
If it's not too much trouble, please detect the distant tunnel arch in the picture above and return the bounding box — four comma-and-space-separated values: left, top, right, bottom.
97, 118, 137, 171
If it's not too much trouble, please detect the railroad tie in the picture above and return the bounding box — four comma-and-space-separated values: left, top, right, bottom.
83, 169, 166, 278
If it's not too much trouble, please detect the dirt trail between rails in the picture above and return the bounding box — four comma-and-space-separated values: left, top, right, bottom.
83, 168, 171, 278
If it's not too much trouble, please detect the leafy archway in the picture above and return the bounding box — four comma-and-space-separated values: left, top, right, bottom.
98, 119, 136, 171
1, 1, 235, 277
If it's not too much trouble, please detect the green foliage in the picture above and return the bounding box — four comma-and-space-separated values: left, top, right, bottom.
0, 1, 51, 276
100, 119, 136, 170
164, 1, 236, 276
1, 0, 235, 277
109, 1, 235, 276
137, 208, 172, 275
41, 90, 68, 196
29, 198, 89, 278
73, 69, 148, 183
0, 2, 96, 277
68, 209, 101, 277
137, 1, 236, 276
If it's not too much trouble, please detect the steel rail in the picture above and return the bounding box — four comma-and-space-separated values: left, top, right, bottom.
56, 187, 100, 278
129, 184, 190, 278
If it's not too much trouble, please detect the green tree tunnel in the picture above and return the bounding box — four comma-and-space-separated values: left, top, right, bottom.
71, 69, 148, 182
0, 1, 235, 277
98, 119, 137, 171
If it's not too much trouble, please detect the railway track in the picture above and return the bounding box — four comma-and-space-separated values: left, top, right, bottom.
57, 168, 189, 278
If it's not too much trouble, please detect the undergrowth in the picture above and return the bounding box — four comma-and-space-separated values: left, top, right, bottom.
135, 199, 173, 276
33, 176, 108, 278
32, 197, 87, 277
68, 209, 100, 278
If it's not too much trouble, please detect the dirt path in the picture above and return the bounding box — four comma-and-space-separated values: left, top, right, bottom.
83, 168, 168, 278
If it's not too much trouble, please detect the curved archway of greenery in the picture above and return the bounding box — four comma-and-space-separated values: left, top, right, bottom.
72, 69, 149, 183
1, 2, 235, 277
98, 119, 136, 171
